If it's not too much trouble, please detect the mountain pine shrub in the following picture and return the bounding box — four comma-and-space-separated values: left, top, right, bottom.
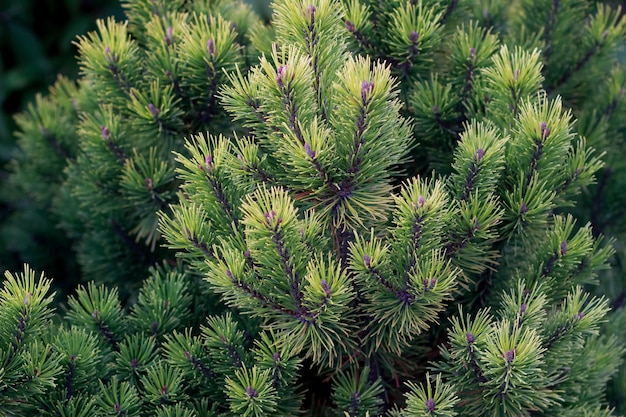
2, 0, 626, 415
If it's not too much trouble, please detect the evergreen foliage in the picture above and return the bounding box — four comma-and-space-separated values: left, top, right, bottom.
2, 0, 626, 415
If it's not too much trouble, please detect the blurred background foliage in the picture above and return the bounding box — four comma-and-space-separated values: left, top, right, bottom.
0, 0, 125, 282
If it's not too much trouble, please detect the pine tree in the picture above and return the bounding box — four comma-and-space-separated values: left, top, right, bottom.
2, 0, 626, 415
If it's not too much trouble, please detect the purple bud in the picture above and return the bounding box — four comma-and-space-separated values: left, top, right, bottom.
184, 351, 191, 360
114, 403, 121, 412
520, 202, 528, 215
417, 195, 425, 207
207, 38, 215, 57
92, 309, 99, 319
307, 4, 316, 20
575, 312, 585, 320
264, 210, 277, 224
161, 385, 168, 395
24, 295, 29, 306
540, 121, 551, 138
513, 68, 520, 81
505, 349, 515, 364
165, 70, 172, 79
560, 240, 567, 256
244, 250, 251, 258
429, 278, 437, 290
520, 303, 527, 313
245, 385, 258, 398
409, 31, 419, 44
130, 358, 140, 369
148, 103, 159, 118
466, 332, 476, 343
144, 177, 153, 190
363, 254, 371, 268
432, 105, 439, 114
205, 155, 213, 171
276, 65, 287, 87
469, 47, 476, 58
425, 398, 436, 412
304, 142, 316, 158
225, 270, 233, 279
165, 27, 174, 45
475, 148, 485, 162
361, 80, 374, 101
273, 351, 281, 362
70, 354, 77, 362
321, 279, 331, 297
345, 20, 355, 33
101, 125, 110, 140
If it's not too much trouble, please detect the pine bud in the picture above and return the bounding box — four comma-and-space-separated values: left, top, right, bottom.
466, 332, 476, 343
560, 240, 567, 256
246, 385, 258, 398
165, 27, 174, 46
505, 349, 515, 364
363, 254, 371, 268
417, 195, 425, 207
104, 46, 117, 64
475, 148, 485, 162
148, 103, 159, 118
361, 80, 374, 101
345, 20, 355, 33
101, 125, 111, 140
304, 142, 316, 158
520, 201, 528, 215
307, 5, 316, 23
276, 65, 288, 87
540, 121, 551, 138
320, 279, 331, 297
207, 38, 215, 57
425, 398, 436, 412
409, 31, 419, 44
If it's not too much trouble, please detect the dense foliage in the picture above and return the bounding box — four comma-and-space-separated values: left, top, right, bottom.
1, 0, 625, 415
